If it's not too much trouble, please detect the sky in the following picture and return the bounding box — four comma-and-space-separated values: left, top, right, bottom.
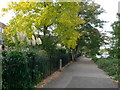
95, 0, 119, 33
0, 0, 120, 33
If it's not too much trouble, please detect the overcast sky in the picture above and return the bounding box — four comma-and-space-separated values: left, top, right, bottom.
0, 0, 120, 33
95, 0, 119, 33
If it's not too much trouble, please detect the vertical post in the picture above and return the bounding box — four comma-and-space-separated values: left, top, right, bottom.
59, 59, 62, 72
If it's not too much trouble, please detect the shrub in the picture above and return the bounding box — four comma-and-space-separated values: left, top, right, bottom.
96, 58, 119, 81
55, 49, 72, 66
1, 51, 8, 57
26, 50, 49, 84
92, 57, 98, 62
2, 51, 32, 89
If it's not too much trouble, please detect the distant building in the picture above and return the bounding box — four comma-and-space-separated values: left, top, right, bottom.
0, 22, 6, 45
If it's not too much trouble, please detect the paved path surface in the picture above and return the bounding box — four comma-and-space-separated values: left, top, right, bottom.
44, 56, 118, 88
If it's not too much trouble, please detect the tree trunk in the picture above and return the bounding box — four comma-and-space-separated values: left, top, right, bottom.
43, 26, 47, 37
72, 49, 75, 61
71, 48, 78, 61
75, 45, 79, 58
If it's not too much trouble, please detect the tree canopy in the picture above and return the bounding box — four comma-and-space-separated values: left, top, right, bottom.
72, 0, 105, 58
2, 2, 84, 49
111, 14, 120, 58
2, 0, 106, 59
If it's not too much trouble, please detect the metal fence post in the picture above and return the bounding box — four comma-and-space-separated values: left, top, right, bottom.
59, 59, 62, 72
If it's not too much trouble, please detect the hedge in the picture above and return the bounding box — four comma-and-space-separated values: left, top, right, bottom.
2, 51, 32, 89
